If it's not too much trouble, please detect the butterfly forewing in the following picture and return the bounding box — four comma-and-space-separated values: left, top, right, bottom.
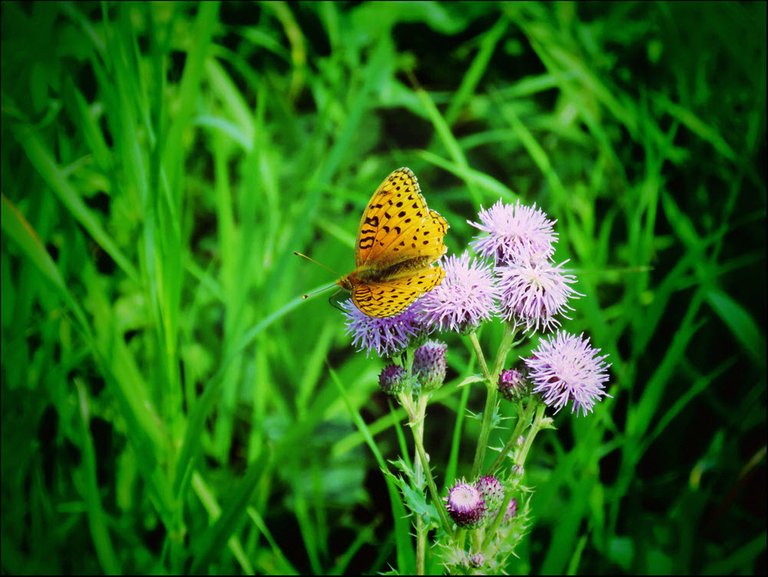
354, 168, 447, 269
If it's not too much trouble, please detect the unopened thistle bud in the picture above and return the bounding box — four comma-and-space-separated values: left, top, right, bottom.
475, 475, 504, 513
378, 365, 408, 396
413, 340, 447, 391
469, 552, 485, 568
498, 368, 529, 402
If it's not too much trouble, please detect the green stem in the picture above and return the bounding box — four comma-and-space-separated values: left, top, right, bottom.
491, 323, 518, 379
412, 394, 427, 576
399, 392, 455, 547
413, 418, 454, 534
516, 402, 547, 468
482, 401, 548, 549
398, 352, 431, 575
471, 380, 498, 479
460, 527, 469, 546
488, 399, 537, 475
470, 325, 517, 478
468, 330, 492, 383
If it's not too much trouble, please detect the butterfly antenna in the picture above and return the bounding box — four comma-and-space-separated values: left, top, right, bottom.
293, 251, 340, 276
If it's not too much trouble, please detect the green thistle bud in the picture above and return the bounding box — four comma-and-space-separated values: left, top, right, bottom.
379, 364, 408, 396
475, 475, 504, 514
413, 340, 447, 391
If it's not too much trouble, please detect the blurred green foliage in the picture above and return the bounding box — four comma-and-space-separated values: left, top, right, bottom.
1, 1, 765, 574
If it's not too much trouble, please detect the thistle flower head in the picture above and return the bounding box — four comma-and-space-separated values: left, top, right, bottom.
445, 480, 486, 528
497, 258, 580, 333
378, 364, 408, 396
475, 475, 504, 513
418, 253, 498, 333
469, 199, 557, 265
413, 340, 447, 391
498, 368, 529, 402
342, 299, 427, 358
524, 331, 611, 416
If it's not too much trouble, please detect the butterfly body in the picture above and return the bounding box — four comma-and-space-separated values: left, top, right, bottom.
339, 255, 435, 285
337, 167, 449, 318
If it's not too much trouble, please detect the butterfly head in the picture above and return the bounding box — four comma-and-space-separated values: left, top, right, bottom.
337, 274, 354, 291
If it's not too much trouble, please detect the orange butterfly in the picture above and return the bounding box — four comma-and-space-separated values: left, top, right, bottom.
337, 167, 450, 317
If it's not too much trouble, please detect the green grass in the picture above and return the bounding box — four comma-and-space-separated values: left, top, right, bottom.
1, 1, 765, 574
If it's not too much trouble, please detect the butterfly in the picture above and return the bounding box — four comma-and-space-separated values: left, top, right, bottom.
337, 167, 450, 318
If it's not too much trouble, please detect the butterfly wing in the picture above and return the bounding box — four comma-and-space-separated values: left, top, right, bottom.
340, 167, 450, 318
354, 167, 449, 270
351, 267, 446, 318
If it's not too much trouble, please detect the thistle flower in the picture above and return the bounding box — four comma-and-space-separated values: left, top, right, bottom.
524, 331, 611, 416
418, 253, 498, 333
468, 199, 557, 265
475, 475, 504, 513
497, 368, 529, 402
445, 480, 486, 528
378, 365, 408, 396
413, 340, 447, 391
342, 299, 426, 358
497, 258, 580, 333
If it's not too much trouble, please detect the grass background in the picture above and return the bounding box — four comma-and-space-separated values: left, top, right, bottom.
1, 1, 765, 574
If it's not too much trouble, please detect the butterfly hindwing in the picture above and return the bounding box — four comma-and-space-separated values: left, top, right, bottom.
351, 267, 446, 318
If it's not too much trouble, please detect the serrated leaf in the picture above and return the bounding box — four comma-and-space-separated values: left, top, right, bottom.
457, 374, 486, 388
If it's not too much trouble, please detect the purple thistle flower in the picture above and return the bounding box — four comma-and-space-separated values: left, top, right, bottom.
413, 340, 447, 391
378, 364, 408, 396
497, 258, 580, 333
498, 368, 529, 402
469, 199, 558, 265
524, 331, 611, 416
342, 299, 426, 358
445, 480, 486, 528
475, 475, 504, 512
418, 253, 498, 333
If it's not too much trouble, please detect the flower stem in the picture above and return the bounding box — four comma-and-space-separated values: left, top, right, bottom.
488, 399, 537, 474
492, 323, 518, 379
471, 379, 498, 479
413, 413, 454, 534
516, 402, 547, 468
468, 330, 492, 383
482, 401, 547, 549
469, 324, 517, 478
412, 396, 427, 576
400, 392, 455, 545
